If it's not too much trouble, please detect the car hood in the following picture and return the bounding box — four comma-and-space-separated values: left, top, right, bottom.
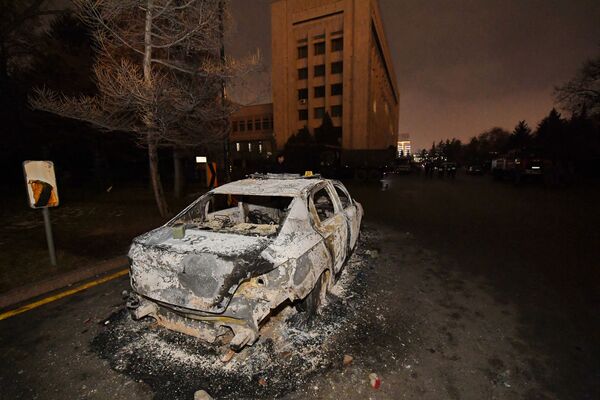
128, 227, 275, 314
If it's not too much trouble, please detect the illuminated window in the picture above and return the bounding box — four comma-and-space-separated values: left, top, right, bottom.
314, 42, 325, 55
314, 64, 325, 77
258, 142, 263, 154
314, 86, 325, 98
314, 107, 325, 119
298, 67, 308, 80
331, 37, 343, 52
331, 83, 343, 96
298, 45, 308, 59
331, 61, 343, 74
236, 142, 240, 152
299, 109, 308, 121
248, 142, 252, 152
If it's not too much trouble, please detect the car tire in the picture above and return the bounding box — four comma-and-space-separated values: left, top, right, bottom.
296, 271, 329, 316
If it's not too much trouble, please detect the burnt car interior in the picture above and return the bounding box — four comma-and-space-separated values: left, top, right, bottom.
173, 194, 293, 237
312, 188, 336, 222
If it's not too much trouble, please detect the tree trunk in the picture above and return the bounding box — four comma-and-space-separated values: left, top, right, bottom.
148, 140, 170, 218
142, 0, 170, 217
173, 147, 184, 199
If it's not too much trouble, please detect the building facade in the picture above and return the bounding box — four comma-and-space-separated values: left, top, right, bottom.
229, 103, 275, 163
397, 133, 411, 156
271, 0, 399, 152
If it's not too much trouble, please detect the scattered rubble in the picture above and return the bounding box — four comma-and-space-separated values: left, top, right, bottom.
193, 390, 213, 400
343, 355, 354, 366
369, 372, 381, 389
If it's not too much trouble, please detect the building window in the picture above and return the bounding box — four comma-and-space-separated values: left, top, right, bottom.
298, 67, 308, 80
331, 37, 343, 52
314, 86, 325, 98
298, 88, 308, 100
298, 45, 308, 59
232, 121, 238, 132
247, 120, 253, 130
258, 142, 263, 154
299, 109, 308, 121
236, 142, 240, 152
263, 117, 272, 130
314, 42, 325, 55
314, 107, 325, 119
331, 105, 343, 117
314, 64, 325, 77
331, 61, 343, 74
248, 142, 252, 152
255, 119, 261, 130
239, 121, 245, 132
331, 83, 343, 96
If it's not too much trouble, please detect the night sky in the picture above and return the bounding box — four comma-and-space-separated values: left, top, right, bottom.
228, 0, 600, 150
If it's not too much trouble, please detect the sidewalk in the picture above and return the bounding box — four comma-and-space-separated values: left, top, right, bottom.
0, 256, 128, 310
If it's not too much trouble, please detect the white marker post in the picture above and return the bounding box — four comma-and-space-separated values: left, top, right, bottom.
23, 161, 60, 266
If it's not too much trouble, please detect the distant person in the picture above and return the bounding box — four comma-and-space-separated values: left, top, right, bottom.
271, 152, 287, 174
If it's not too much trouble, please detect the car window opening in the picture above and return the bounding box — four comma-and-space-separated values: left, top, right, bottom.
174, 194, 293, 237
313, 188, 336, 222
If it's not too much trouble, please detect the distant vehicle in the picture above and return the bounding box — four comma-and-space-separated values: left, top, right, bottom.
127, 174, 363, 351
383, 157, 412, 175
492, 151, 544, 183
465, 164, 484, 175
441, 162, 458, 178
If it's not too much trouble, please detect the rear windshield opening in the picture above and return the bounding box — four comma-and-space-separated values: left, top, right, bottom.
174, 194, 293, 237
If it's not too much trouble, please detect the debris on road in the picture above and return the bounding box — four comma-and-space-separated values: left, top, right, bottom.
369, 372, 381, 389
220, 349, 236, 364
193, 389, 213, 400
343, 354, 354, 366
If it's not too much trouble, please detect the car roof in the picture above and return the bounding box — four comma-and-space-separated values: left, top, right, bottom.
212, 176, 327, 197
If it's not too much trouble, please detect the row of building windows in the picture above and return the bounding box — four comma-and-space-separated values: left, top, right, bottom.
297, 37, 343, 59
232, 117, 273, 133
298, 105, 342, 120
298, 62, 343, 80
298, 83, 343, 100
235, 141, 264, 153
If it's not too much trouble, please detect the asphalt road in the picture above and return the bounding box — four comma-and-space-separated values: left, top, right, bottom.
1, 174, 598, 399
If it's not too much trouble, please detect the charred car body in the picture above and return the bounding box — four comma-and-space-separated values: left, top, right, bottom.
127, 174, 362, 350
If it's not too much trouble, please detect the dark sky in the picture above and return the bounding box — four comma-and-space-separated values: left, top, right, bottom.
228, 0, 600, 150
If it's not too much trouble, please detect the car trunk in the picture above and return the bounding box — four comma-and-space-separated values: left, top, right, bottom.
129, 227, 273, 314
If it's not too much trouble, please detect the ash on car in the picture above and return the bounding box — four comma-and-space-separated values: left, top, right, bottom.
126, 174, 363, 353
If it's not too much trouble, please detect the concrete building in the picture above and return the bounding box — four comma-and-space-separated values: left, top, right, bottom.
397, 133, 411, 156
229, 103, 275, 165
270, 0, 399, 154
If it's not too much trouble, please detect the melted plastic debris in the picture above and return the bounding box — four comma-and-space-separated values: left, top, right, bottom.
92, 230, 387, 400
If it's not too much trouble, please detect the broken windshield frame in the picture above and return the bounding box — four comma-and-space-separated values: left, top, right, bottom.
170, 193, 294, 237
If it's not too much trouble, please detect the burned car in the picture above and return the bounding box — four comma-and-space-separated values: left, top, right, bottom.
127, 174, 362, 351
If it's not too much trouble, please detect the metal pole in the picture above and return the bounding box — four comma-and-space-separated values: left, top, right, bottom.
42, 207, 57, 266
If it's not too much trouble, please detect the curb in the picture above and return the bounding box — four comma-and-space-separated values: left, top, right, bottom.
0, 256, 128, 310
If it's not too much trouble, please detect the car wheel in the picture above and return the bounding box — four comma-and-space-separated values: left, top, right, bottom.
296, 271, 330, 316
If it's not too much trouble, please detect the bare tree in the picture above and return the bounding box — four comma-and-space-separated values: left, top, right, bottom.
30, 0, 258, 217
555, 53, 600, 116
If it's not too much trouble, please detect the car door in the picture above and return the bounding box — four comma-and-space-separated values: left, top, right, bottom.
309, 183, 349, 274
333, 182, 361, 250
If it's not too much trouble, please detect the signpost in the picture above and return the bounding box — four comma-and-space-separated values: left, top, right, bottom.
23, 161, 59, 266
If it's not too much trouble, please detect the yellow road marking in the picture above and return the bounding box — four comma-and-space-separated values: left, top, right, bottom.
0, 269, 129, 321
